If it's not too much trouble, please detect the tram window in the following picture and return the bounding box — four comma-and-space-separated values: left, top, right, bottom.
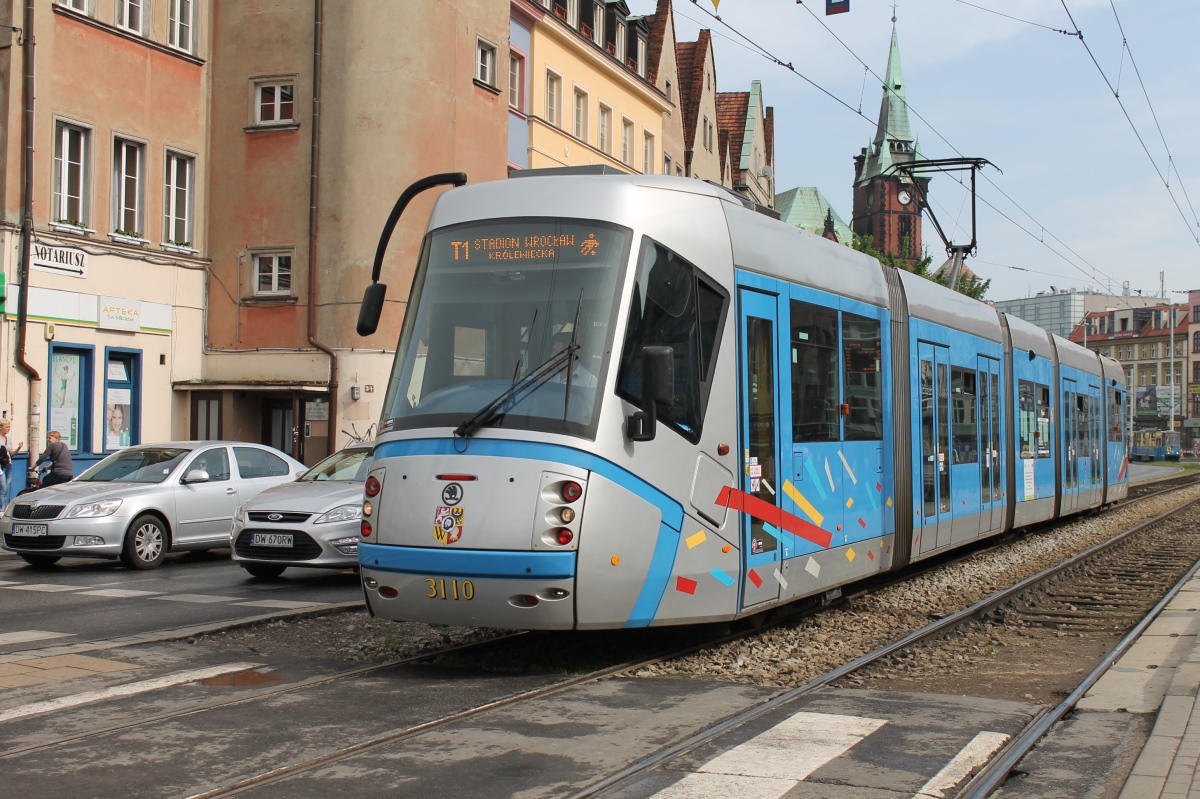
790, 300, 838, 442
951, 367, 977, 463
617, 238, 728, 443
1108, 389, 1124, 442
1018, 380, 1036, 458
1036, 384, 1052, 457
843, 313, 882, 441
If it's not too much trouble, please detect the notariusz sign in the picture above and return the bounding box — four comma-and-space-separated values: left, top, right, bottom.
32, 244, 88, 278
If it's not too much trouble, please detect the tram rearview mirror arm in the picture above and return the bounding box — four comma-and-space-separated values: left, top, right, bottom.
626, 346, 674, 442
357, 172, 468, 337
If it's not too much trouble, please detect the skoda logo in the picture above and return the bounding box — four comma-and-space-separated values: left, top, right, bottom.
267, 513, 283, 521
442, 483, 463, 506
29, 502, 39, 512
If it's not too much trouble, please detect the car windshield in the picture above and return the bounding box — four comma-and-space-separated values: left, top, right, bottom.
300, 449, 372, 482
76, 448, 190, 484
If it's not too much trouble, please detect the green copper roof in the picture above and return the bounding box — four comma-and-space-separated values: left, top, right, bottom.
776, 186, 853, 243
857, 19, 919, 186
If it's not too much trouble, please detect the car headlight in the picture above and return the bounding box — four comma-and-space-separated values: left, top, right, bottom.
314, 504, 363, 524
65, 498, 123, 518
233, 502, 247, 523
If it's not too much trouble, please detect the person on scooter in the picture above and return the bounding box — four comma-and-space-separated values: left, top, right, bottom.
36, 431, 74, 487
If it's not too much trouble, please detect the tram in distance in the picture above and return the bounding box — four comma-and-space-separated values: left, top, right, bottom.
1131, 429, 1182, 462
353, 169, 1129, 631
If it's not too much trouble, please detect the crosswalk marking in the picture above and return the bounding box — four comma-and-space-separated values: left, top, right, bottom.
76, 588, 166, 598
0, 662, 263, 723
0, 631, 75, 646
3, 583, 83, 593
912, 731, 1010, 799
701, 711, 887, 782
653, 773, 796, 799
153, 594, 244, 604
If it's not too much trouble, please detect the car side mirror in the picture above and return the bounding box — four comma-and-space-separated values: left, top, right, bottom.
183, 469, 211, 484
626, 346, 674, 442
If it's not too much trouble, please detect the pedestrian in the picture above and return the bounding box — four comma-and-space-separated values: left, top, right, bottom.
36, 431, 74, 488
0, 419, 23, 502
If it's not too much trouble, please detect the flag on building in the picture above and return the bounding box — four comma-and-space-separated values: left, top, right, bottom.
827, 0, 850, 14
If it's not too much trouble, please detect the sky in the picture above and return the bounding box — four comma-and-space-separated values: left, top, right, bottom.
626, 0, 1200, 303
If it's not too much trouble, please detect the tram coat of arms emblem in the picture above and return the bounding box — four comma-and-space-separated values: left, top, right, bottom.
434, 506, 465, 544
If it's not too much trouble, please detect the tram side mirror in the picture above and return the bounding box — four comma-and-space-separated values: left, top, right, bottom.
357, 283, 388, 337
627, 346, 674, 442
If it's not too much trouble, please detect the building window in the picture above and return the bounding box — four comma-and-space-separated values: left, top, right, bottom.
476, 38, 497, 87
1193, 305, 1200, 323
636, 36, 647, 77
163, 151, 194, 246
57, 0, 87, 12
545, 72, 561, 127
665, 80, 673, 104
256, 82, 294, 125
191, 392, 222, 440
49, 347, 92, 454
592, 1, 605, 46
615, 19, 626, 62
573, 89, 588, 141
167, 0, 194, 53
598, 104, 612, 154
567, 0, 579, 27
663, 153, 672, 175
104, 350, 140, 451
116, 0, 142, 32
53, 122, 90, 227
508, 52, 525, 111
254, 253, 293, 296
1194, 331, 1200, 353
702, 116, 712, 152
642, 132, 654, 174
113, 139, 143, 237
621, 119, 633, 165
676, 164, 683, 177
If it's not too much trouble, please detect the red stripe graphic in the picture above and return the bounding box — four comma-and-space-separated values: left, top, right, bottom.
716, 486, 833, 548
676, 576, 697, 595
1118, 457, 1129, 481
748, 569, 763, 588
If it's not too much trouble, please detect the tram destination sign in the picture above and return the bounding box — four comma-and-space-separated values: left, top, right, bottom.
32, 243, 88, 278
447, 231, 604, 263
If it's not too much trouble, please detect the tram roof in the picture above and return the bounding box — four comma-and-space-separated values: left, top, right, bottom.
898, 270, 1003, 342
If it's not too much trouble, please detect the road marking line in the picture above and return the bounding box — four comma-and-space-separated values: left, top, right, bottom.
700, 711, 886, 781
0, 631, 75, 646
154, 594, 243, 604
651, 772, 796, 798
3, 584, 85, 593
912, 731, 1010, 798
76, 589, 167, 598
0, 662, 263, 723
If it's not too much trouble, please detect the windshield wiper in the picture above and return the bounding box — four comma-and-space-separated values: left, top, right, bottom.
454, 343, 578, 439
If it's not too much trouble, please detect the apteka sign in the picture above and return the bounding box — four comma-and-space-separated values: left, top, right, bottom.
32, 243, 88, 278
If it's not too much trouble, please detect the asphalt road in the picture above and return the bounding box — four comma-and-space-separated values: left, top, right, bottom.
0, 548, 363, 653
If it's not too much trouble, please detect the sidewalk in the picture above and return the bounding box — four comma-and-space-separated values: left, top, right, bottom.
1079, 573, 1200, 798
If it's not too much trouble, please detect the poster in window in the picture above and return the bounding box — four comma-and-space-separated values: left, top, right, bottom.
50, 352, 81, 449
106, 388, 132, 450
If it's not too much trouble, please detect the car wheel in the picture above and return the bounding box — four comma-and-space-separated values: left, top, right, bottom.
242, 563, 287, 579
19, 554, 61, 568
121, 514, 168, 570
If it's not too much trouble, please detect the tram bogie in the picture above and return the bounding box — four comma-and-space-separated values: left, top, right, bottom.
356, 171, 1129, 631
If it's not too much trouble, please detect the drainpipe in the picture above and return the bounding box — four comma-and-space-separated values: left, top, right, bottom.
15, 0, 41, 483
307, 0, 336, 459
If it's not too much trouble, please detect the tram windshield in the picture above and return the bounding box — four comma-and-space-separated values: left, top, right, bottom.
381, 219, 631, 439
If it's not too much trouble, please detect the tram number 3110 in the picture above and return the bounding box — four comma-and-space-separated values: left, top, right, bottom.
425, 577, 475, 601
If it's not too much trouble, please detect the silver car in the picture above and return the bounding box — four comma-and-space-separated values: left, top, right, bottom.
0, 442, 305, 570
230, 445, 372, 578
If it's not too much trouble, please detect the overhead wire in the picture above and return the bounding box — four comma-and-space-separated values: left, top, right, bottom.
677, 0, 1187, 299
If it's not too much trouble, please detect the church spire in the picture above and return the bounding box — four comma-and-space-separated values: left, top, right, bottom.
856, 16, 918, 185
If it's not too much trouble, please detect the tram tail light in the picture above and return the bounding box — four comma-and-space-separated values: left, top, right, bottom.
360, 520, 373, 537
365, 476, 381, 497
554, 528, 574, 546
561, 481, 582, 503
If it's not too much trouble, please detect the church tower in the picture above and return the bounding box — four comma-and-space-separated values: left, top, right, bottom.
852, 17, 928, 264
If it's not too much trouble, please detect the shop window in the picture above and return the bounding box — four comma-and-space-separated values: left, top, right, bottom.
103, 349, 141, 451
49, 346, 93, 453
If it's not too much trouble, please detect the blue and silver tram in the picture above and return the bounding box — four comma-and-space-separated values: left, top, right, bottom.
1132, 430, 1182, 462
355, 170, 1129, 630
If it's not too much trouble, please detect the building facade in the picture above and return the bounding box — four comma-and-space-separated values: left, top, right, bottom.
1189, 289, 1200, 451
1, 0, 209, 485
715, 80, 774, 209
672, 28, 724, 184
1072, 303, 1189, 435
995, 289, 1163, 340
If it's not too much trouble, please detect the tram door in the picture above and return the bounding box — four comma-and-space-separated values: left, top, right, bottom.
979, 357, 1003, 533
1061, 379, 1079, 513
738, 289, 783, 609
917, 342, 952, 553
